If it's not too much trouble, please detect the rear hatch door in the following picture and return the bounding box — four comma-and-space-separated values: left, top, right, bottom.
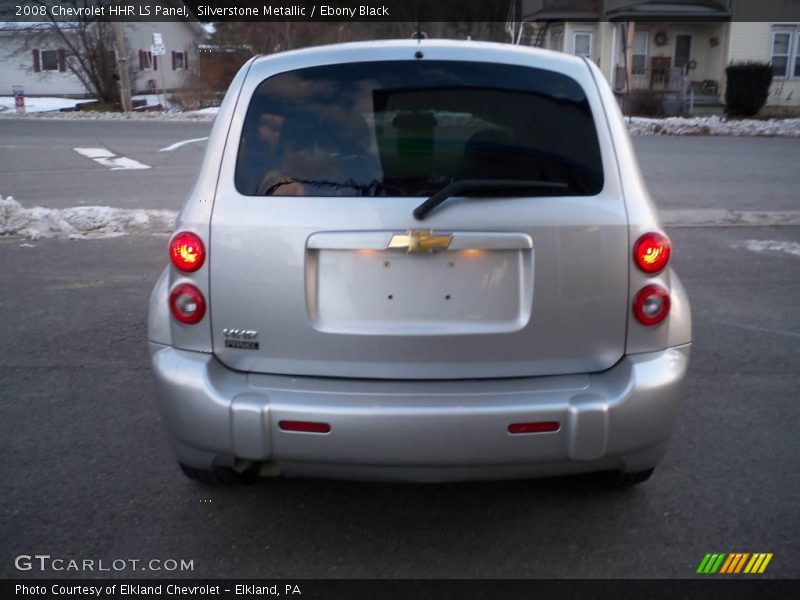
209, 50, 628, 379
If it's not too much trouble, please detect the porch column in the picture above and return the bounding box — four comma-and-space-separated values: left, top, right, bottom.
625, 21, 636, 94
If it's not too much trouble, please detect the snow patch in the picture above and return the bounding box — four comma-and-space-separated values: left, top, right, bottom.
0, 96, 97, 114
0, 105, 215, 121
132, 93, 177, 110
184, 106, 219, 116
628, 115, 800, 137
0, 196, 176, 240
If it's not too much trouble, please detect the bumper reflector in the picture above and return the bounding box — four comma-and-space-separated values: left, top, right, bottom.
279, 420, 332, 434
508, 421, 560, 434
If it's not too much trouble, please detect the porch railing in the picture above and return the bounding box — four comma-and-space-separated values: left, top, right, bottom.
614, 66, 687, 93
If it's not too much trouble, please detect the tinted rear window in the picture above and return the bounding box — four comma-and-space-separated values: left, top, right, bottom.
236, 60, 603, 197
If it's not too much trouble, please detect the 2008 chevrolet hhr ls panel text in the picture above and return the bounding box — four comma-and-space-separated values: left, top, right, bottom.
148, 40, 691, 486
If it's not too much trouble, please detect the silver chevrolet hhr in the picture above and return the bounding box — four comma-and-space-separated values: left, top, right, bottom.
148, 40, 691, 486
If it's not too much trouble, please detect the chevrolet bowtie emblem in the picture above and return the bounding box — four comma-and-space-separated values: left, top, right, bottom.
388, 230, 453, 253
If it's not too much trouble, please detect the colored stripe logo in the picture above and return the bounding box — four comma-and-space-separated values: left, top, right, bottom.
697, 553, 773, 574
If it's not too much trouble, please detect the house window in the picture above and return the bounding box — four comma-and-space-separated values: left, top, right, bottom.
771, 30, 800, 79
550, 31, 564, 52
674, 34, 692, 70
140, 50, 153, 71
796, 36, 800, 78
33, 49, 65, 73
573, 32, 593, 59
41, 49, 59, 71
632, 31, 649, 74
172, 50, 188, 70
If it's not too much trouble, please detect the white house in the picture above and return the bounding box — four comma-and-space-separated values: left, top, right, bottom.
508, 0, 800, 114
125, 20, 209, 94
0, 19, 207, 98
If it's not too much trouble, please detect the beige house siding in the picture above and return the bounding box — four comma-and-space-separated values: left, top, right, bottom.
633, 23, 727, 83
550, 22, 728, 93
541, 19, 800, 108
726, 21, 800, 107
595, 22, 616, 82
521, 4, 800, 111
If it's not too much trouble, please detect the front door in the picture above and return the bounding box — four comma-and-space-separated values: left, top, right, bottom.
674, 34, 692, 72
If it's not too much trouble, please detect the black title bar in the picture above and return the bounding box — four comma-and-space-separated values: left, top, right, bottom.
4, 579, 800, 600
1, 0, 798, 23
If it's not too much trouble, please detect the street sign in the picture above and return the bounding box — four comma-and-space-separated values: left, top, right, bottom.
13, 85, 24, 113
151, 33, 165, 56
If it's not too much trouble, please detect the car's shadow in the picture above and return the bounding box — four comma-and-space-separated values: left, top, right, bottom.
161, 469, 663, 577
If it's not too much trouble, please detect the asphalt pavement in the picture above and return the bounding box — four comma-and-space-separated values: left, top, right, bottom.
0, 120, 210, 210
0, 119, 798, 579
1, 228, 798, 579
1, 119, 799, 213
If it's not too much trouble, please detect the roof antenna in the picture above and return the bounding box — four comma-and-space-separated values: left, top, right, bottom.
412, 2, 425, 41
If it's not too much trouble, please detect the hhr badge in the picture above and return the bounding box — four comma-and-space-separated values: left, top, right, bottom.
223, 328, 259, 350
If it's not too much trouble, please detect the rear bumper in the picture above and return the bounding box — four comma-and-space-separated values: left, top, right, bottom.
149, 343, 690, 482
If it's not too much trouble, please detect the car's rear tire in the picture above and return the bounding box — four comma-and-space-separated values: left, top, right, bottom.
179, 463, 258, 485
605, 468, 654, 489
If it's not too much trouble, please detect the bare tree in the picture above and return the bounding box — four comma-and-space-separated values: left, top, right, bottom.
210, 22, 363, 56
201, 2, 509, 92
210, 16, 507, 59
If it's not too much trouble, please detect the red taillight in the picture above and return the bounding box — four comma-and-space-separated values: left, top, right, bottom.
632, 284, 670, 326
169, 283, 206, 325
508, 421, 560, 434
633, 232, 671, 274
170, 231, 205, 272
279, 421, 331, 434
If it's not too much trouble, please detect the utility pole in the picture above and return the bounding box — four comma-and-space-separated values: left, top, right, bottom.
113, 21, 133, 112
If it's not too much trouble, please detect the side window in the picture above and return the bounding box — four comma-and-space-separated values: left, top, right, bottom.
139, 50, 153, 71
795, 33, 800, 78
771, 31, 793, 78
674, 34, 692, 70
573, 32, 593, 59
173, 51, 187, 70
632, 31, 649, 75
550, 31, 564, 52
41, 50, 59, 71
